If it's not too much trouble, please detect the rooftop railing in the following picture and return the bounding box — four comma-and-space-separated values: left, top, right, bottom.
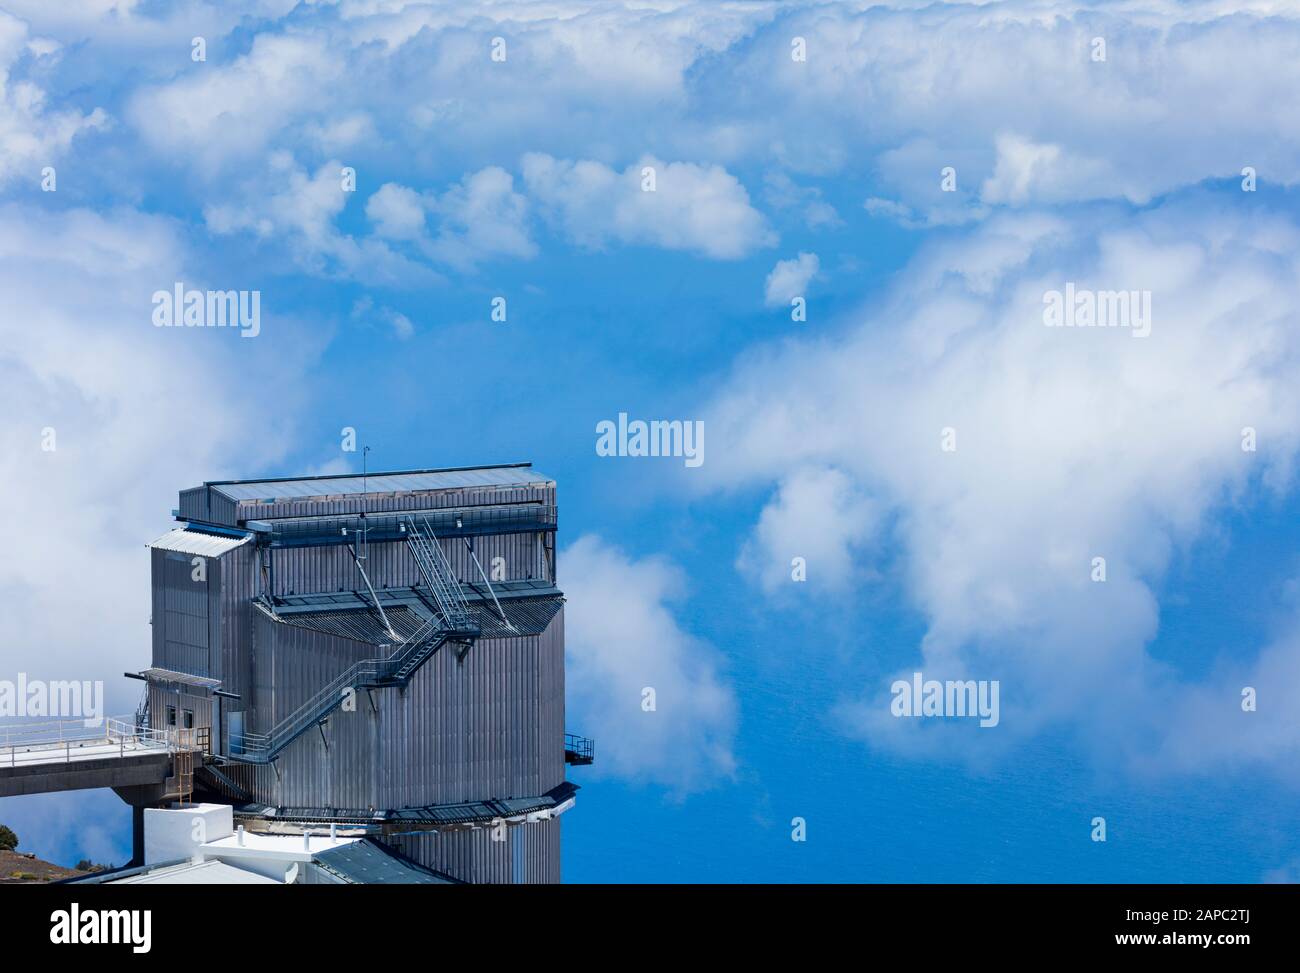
252, 504, 557, 548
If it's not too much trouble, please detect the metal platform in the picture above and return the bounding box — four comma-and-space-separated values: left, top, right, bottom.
0, 718, 193, 797
564, 733, 595, 766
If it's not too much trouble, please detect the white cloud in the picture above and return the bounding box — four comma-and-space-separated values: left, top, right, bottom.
27, 2, 1300, 217
562, 535, 737, 792
0, 198, 321, 868
763, 171, 843, 230
523, 153, 774, 259
128, 32, 342, 171
350, 295, 415, 339
67, 1, 1300, 278
764, 251, 819, 307
1151, 619, 1300, 776
864, 196, 918, 226
738, 467, 877, 593
370, 155, 768, 269
0, 201, 307, 702
0, 11, 106, 186
205, 154, 434, 285
304, 112, 376, 153
366, 182, 426, 241
206, 152, 346, 243
701, 199, 1300, 767
980, 133, 1123, 206
424, 166, 536, 268
366, 167, 536, 269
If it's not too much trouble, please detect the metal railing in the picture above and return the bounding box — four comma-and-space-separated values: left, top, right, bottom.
404, 516, 476, 632
231, 616, 453, 763
260, 504, 557, 548
230, 517, 481, 764
564, 733, 595, 765
0, 716, 200, 768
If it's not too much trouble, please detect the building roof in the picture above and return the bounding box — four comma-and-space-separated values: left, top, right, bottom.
150, 527, 250, 556
312, 839, 457, 884
139, 667, 222, 690
203, 464, 553, 504
62, 838, 453, 885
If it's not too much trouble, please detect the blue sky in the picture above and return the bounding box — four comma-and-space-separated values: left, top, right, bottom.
2, 0, 1300, 882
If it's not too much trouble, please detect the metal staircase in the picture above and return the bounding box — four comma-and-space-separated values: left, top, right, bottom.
403, 516, 475, 631
231, 518, 479, 765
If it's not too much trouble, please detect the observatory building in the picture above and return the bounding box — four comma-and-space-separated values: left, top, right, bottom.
0, 463, 591, 885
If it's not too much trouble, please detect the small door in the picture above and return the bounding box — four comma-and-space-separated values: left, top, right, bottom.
228, 711, 245, 755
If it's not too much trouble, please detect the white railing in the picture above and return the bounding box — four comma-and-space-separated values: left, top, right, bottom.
0, 714, 182, 768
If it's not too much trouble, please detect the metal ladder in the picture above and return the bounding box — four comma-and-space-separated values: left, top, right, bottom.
403, 516, 475, 632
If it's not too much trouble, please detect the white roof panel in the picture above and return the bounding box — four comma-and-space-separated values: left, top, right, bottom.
150, 528, 250, 556
111, 859, 279, 885
209, 466, 551, 504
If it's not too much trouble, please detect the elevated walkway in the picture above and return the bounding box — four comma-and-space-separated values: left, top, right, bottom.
0, 718, 197, 798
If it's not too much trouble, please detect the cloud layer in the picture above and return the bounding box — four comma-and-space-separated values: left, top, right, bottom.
702, 198, 1300, 766
562, 536, 737, 792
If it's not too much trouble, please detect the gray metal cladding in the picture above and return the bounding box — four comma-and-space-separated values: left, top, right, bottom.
218, 542, 257, 703
147, 684, 213, 739
187, 482, 556, 528
386, 818, 560, 884
238, 609, 565, 815
269, 533, 549, 598
152, 549, 210, 677
154, 473, 571, 883
150, 541, 258, 689
213, 467, 552, 502
180, 488, 238, 527
178, 486, 208, 522
373, 619, 566, 808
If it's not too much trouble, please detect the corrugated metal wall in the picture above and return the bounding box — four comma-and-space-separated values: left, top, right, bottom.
151, 549, 211, 677
147, 684, 213, 736
179, 486, 237, 526
219, 543, 258, 740
155, 481, 569, 884
177, 486, 207, 521
235, 485, 555, 525
182, 483, 555, 528
239, 609, 565, 813
150, 542, 258, 741
269, 533, 548, 598
388, 817, 561, 884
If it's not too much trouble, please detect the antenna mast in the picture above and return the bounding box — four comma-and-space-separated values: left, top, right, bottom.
357, 445, 371, 561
